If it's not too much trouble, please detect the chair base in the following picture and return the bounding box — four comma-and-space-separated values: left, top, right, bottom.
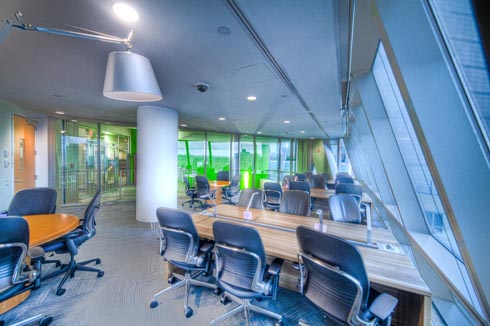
42, 256, 103, 296
181, 198, 203, 209
150, 271, 217, 318
3, 314, 53, 326
210, 294, 283, 326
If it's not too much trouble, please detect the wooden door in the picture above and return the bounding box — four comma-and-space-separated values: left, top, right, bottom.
13, 115, 36, 192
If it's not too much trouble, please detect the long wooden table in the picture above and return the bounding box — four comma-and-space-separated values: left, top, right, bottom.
309, 187, 373, 204
191, 206, 431, 326
0, 214, 79, 313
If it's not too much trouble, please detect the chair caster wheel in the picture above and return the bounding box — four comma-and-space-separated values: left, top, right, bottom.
214, 287, 222, 295
184, 306, 193, 318
39, 316, 53, 326
95, 258, 102, 264
56, 288, 66, 296
220, 295, 229, 305
168, 276, 177, 284
274, 320, 283, 326
149, 299, 159, 309
97, 271, 104, 277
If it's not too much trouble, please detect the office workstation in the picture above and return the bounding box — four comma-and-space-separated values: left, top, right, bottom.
1, 0, 489, 325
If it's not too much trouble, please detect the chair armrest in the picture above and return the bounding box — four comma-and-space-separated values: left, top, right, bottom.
0, 209, 7, 216
28, 246, 45, 261
267, 258, 284, 276
368, 293, 399, 321
199, 241, 214, 253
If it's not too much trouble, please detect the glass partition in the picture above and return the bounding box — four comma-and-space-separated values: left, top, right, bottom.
178, 131, 205, 186
206, 133, 231, 181
255, 136, 279, 187
239, 135, 254, 188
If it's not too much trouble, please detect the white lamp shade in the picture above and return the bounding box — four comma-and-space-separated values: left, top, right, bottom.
103, 51, 162, 102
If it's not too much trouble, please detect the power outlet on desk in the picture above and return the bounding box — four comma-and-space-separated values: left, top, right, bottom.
377, 242, 403, 254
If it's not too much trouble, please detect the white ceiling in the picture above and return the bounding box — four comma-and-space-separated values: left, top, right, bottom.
0, 0, 350, 139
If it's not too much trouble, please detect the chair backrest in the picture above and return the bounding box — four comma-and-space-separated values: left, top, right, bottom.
328, 194, 362, 224
335, 173, 354, 185
238, 188, 263, 209
228, 174, 241, 193
294, 173, 307, 182
282, 175, 293, 187
264, 182, 282, 204
195, 176, 210, 196
81, 190, 101, 239
156, 207, 201, 264
289, 181, 310, 194
296, 226, 370, 323
308, 174, 325, 189
213, 221, 268, 294
183, 176, 192, 193
335, 183, 362, 204
279, 190, 310, 217
0, 217, 29, 293
7, 187, 57, 216
217, 171, 229, 182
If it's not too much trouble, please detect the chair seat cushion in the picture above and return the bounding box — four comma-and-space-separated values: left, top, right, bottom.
219, 280, 264, 299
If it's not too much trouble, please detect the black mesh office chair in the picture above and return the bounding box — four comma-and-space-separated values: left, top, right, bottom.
237, 188, 263, 209
308, 174, 326, 189
294, 173, 307, 182
289, 181, 310, 195
282, 175, 293, 188
296, 226, 398, 326
5, 187, 57, 216
279, 190, 310, 217
336, 183, 363, 205
264, 182, 282, 211
222, 174, 241, 205
335, 173, 354, 185
0, 217, 53, 326
181, 176, 202, 208
194, 176, 216, 210
42, 190, 104, 296
329, 194, 362, 224
211, 221, 283, 326
150, 208, 217, 318
217, 170, 229, 182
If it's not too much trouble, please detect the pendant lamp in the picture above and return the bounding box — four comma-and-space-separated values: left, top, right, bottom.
103, 51, 162, 102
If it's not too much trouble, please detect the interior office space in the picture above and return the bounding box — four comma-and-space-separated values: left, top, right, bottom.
1, 0, 489, 325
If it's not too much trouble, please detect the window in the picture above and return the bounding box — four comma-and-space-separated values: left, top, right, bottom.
429, 0, 490, 149
373, 43, 461, 257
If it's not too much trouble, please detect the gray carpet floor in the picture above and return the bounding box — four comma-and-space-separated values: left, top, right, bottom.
1, 201, 329, 326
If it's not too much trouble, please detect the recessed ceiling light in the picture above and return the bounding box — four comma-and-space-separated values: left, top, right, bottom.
55, 111, 65, 115
60, 130, 66, 134
112, 3, 140, 22
71, 119, 78, 123
257, 131, 262, 134
310, 137, 314, 139
283, 120, 290, 124
219, 117, 226, 121
247, 96, 257, 101
300, 130, 305, 133
181, 124, 187, 127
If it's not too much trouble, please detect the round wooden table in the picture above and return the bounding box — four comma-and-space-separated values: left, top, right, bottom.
0, 213, 79, 313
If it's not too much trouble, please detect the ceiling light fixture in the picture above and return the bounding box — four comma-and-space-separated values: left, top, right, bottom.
2, 11, 162, 102
181, 124, 187, 127
257, 131, 262, 134
112, 3, 140, 22
247, 96, 257, 101
300, 130, 305, 133
55, 111, 65, 115
283, 120, 290, 124
219, 117, 226, 121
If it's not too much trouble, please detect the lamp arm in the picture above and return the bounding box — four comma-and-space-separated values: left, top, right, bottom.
3, 11, 132, 48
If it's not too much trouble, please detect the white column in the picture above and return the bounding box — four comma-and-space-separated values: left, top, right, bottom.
136, 106, 178, 223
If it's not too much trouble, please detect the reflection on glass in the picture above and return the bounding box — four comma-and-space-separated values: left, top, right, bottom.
19, 138, 24, 172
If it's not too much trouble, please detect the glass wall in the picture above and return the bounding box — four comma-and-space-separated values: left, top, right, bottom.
55, 119, 136, 204
206, 133, 230, 181
238, 135, 254, 188
255, 136, 279, 187
178, 131, 205, 187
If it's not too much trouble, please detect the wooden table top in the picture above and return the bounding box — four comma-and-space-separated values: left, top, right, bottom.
309, 187, 373, 204
208, 205, 395, 244
23, 213, 80, 247
209, 180, 231, 188
192, 207, 431, 297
